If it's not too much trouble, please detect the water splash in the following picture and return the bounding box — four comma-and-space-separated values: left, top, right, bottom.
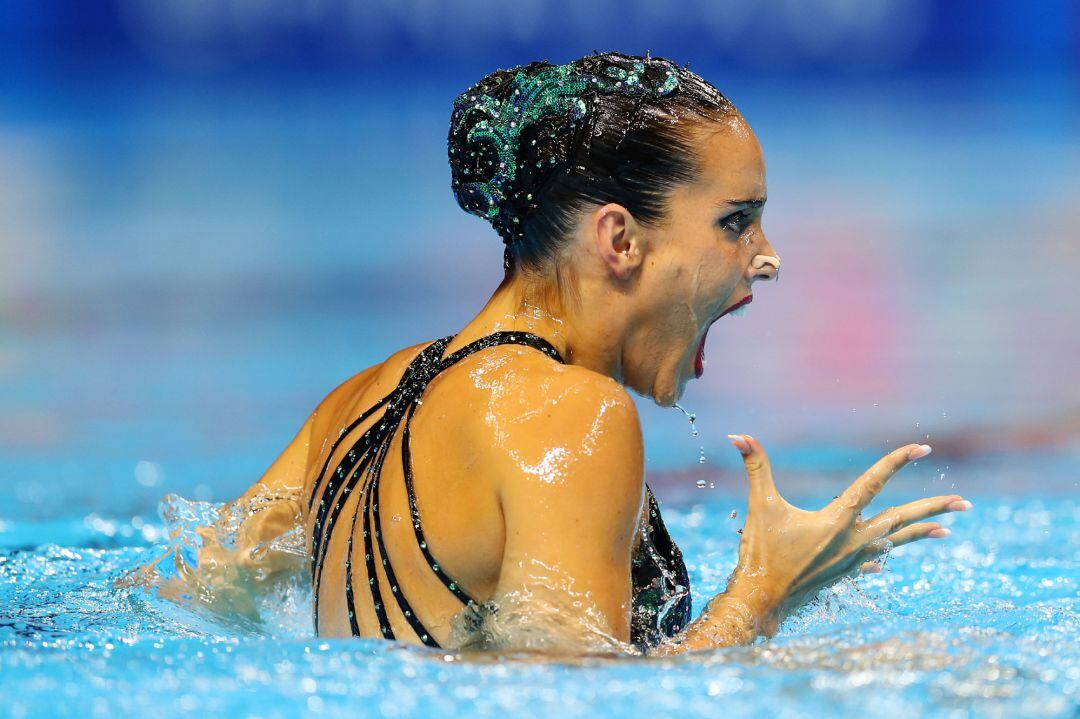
118, 491, 311, 636
447, 558, 633, 656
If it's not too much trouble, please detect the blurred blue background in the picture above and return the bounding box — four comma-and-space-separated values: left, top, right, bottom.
1, 0, 1077, 517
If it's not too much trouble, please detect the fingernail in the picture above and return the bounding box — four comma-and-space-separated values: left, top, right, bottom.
727, 434, 751, 454
928, 527, 951, 538
907, 444, 932, 460
947, 499, 973, 511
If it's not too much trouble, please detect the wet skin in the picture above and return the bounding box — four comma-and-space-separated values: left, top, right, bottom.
177, 114, 972, 652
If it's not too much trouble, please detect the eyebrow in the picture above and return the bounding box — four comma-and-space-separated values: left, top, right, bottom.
716, 197, 766, 209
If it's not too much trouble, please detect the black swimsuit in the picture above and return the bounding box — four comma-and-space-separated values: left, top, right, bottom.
307, 331, 691, 650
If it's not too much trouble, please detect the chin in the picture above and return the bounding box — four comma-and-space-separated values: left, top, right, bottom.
625, 351, 693, 407
649, 369, 689, 408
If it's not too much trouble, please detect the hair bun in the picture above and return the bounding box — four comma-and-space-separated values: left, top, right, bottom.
448, 55, 681, 245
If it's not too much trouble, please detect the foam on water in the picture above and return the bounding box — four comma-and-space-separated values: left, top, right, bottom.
1, 488, 1076, 718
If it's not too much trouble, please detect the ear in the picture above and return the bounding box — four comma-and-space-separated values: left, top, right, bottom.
593, 203, 644, 281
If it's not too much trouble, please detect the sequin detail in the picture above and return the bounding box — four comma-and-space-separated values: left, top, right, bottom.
630, 487, 692, 650
449, 55, 681, 244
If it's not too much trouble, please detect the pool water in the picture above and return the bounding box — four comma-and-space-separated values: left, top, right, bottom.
2, 65, 1077, 719
2, 481, 1076, 719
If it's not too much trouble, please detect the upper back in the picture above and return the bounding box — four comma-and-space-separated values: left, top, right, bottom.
302, 336, 641, 506
300, 333, 646, 642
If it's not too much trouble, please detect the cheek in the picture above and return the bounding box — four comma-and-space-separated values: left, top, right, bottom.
705, 245, 745, 295
649, 227, 738, 316
720, 261, 745, 292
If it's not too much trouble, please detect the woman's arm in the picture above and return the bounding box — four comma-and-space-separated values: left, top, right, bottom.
134, 413, 317, 621
454, 373, 969, 655
448, 371, 644, 653
198, 411, 315, 573
205, 361, 386, 570
654, 435, 968, 654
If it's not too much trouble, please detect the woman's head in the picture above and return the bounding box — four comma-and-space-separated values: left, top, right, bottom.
448, 52, 779, 405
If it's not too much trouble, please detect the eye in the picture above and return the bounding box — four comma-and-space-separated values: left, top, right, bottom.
717, 210, 749, 234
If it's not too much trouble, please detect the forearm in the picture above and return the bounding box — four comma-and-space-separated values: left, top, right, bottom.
232, 409, 315, 508
649, 573, 781, 655
215, 411, 315, 566
155, 496, 305, 621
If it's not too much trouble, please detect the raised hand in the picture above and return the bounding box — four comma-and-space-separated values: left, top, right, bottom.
724, 433, 972, 633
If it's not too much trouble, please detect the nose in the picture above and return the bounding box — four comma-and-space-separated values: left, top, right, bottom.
748, 248, 780, 284
747, 231, 779, 284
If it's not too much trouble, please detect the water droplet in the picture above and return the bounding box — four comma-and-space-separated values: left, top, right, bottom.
696, 479, 707, 489
729, 509, 738, 519
674, 403, 705, 466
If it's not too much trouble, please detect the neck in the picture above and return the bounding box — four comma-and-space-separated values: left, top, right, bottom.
446, 270, 628, 381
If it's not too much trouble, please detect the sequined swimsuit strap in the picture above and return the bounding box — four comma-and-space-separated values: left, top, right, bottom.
308, 340, 447, 630
309, 331, 565, 646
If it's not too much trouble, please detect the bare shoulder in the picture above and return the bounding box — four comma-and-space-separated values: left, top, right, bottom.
439, 346, 646, 570
316, 340, 431, 409
437, 344, 644, 500
306, 340, 435, 460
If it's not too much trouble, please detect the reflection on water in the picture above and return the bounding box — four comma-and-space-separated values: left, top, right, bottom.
0, 488, 1075, 718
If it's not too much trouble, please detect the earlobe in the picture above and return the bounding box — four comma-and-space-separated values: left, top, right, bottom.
595, 204, 642, 281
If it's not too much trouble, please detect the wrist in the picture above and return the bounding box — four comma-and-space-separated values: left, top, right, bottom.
711, 570, 783, 637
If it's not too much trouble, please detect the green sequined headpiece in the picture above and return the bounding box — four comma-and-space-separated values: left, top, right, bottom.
448, 54, 682, 244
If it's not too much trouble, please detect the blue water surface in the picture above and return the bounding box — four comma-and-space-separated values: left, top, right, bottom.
1, 480, 1076, 719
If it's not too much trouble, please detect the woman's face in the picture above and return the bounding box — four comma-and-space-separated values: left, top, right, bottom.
627, 113, 779, 406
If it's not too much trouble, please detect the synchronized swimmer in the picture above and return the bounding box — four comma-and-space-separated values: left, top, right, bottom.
138, 51, 971, 655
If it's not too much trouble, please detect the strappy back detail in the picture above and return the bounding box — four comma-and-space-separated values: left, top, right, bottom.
308, 331, 564, 647
307, 330, 693, 650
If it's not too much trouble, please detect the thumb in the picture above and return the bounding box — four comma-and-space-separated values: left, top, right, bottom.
728, 434, 779, 500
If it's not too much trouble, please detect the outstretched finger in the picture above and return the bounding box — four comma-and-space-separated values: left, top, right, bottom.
850, 522, 952, 578
883, 521, 951, 548
852, 522, 950, 571
728, 434, 779, 501
832, 443, 932, 516
863, 495, 972, 539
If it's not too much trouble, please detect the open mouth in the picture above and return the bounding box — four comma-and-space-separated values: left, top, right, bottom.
694, 294, 753, 378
